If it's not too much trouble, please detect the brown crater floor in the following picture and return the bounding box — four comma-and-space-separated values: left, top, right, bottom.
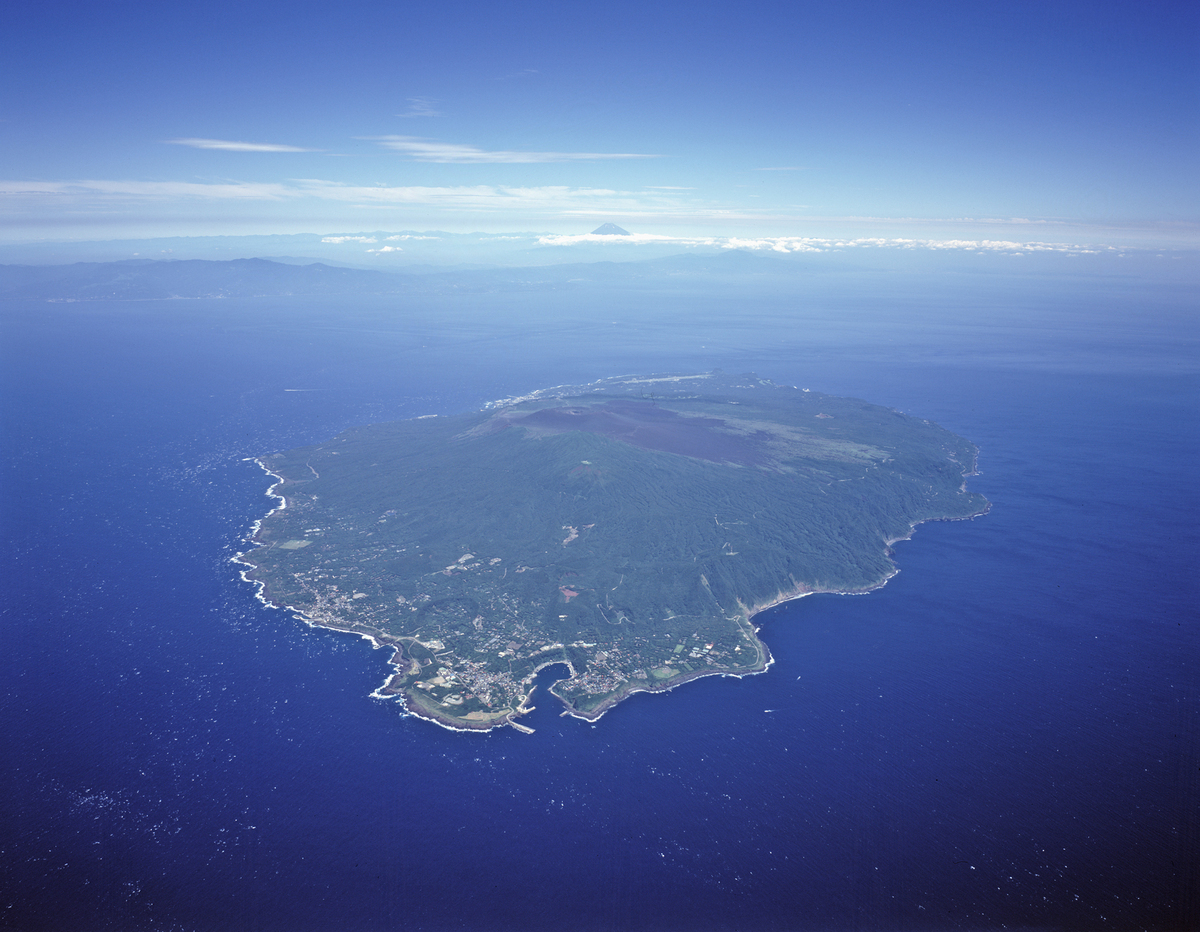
502, 400, 772, 466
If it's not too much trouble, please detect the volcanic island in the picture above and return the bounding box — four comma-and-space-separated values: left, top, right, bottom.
236, 373, 988, 733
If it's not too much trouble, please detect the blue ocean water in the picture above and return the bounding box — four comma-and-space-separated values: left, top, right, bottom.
2, 266, 1197, 931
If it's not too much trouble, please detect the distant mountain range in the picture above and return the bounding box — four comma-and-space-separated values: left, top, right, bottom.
0, 258, 402, 301
0, 253, 788, 301
0, 229, 655, 268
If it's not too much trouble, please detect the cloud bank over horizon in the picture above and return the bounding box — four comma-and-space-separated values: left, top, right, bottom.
2, 177, 1192, 250
534, 232, 1127, 256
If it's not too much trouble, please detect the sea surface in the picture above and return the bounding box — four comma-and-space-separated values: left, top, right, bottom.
2, 261, 1197, 931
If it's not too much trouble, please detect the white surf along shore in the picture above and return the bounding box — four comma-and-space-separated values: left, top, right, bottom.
232, 433, 989, 734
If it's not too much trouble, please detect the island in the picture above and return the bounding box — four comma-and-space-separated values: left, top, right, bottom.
236, 373, 988, 732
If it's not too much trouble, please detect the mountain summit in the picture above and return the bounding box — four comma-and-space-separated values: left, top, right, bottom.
590, 223, 630, 236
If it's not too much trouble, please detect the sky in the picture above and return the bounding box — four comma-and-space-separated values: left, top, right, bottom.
2, 0, 1197, 249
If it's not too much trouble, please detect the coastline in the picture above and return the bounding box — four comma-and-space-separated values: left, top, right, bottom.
540, 490, 992, 729
234, 447, 990, 736
233, 457, 394, 655
231, 458, 290, 611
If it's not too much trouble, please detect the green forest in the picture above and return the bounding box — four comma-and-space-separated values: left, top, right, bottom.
240, 373, 988, 731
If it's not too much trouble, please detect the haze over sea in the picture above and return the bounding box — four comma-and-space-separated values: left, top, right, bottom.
2, 252, 1197, 931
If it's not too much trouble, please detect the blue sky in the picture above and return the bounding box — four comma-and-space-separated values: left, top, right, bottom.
3, 0, 1196, 247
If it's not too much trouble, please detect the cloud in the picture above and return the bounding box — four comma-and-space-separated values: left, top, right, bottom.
166, 138, 315, 153
536, 233, 1113, 255
0, 178, 664, 214
367, 136, 660, 164
292, 179, 639, 209
396, 98, 441, 118
2, 178, 1159, 250
0, 179, 292, 199
322, 235, 377, 243
367, 245, 403, 253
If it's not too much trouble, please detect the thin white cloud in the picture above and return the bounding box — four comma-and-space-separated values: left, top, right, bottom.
292, 179, 638, 209
0, 179, 293, 199
396, 98, 441, 118
536, 233, 1113, 255
368, 136, 660, 164
0, 178, 664, 213
166, 138, 316, 153
322, 235, 377, 244
367, 245, 403, 253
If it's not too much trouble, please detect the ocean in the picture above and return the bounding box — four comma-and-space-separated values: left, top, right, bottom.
2, 260, 1196, 931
